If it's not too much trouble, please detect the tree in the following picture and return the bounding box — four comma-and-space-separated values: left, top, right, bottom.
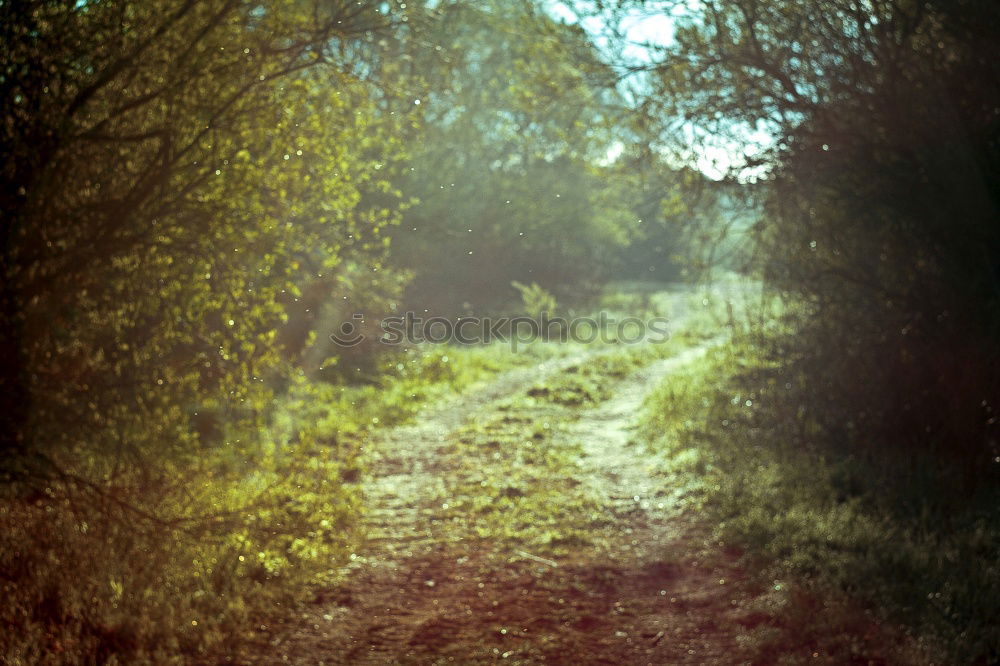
386, 0, 639, 312
603, 0, 1000, 472
0, 0, 407, 487
0, 1, 422, 658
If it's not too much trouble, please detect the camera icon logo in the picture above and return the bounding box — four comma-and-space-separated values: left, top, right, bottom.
329, 313, 366, 347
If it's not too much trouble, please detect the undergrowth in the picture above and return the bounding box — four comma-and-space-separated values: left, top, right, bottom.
639, 325, 1000, 664
0, 343, 545, 664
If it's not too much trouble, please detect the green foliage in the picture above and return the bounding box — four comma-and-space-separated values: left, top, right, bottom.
0, 332, 545, 663
639, 331, 1000, 663
614, 0, 1000, 652
1, 0, 411, 475
0, 0, 416, 661
387, 0, 637, 311
603, 1, 999, 652
619, 0, 1000, 472
0, 413, 364, 663
511, 281, 557, 318
608, 156, 739, 281
749, 0, 1000, 471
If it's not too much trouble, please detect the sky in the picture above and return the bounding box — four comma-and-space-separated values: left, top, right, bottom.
546, 0, 773, 181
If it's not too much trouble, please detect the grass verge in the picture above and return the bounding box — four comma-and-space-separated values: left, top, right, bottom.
638, 330, 1000, 664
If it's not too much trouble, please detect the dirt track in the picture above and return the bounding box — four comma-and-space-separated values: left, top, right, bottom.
220, 285, 915, 665
226, 335, 794, 664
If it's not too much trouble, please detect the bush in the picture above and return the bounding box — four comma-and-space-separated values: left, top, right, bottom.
639, 325, 1000, 663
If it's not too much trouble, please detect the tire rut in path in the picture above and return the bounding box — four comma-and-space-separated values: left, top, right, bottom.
238, 341, 760, 665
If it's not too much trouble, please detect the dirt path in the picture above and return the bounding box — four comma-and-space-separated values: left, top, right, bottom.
219, 284, 918, 665
227, 333, 802, 665
572, 342, 719, 524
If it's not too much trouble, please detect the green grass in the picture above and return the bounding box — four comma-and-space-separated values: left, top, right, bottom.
638, 330, 1000, 663
0, 341, 561, 665
0, 283, 739, 663
446, 409, 606, 555
524, 352, 640, 406
442, 346, 659, 557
